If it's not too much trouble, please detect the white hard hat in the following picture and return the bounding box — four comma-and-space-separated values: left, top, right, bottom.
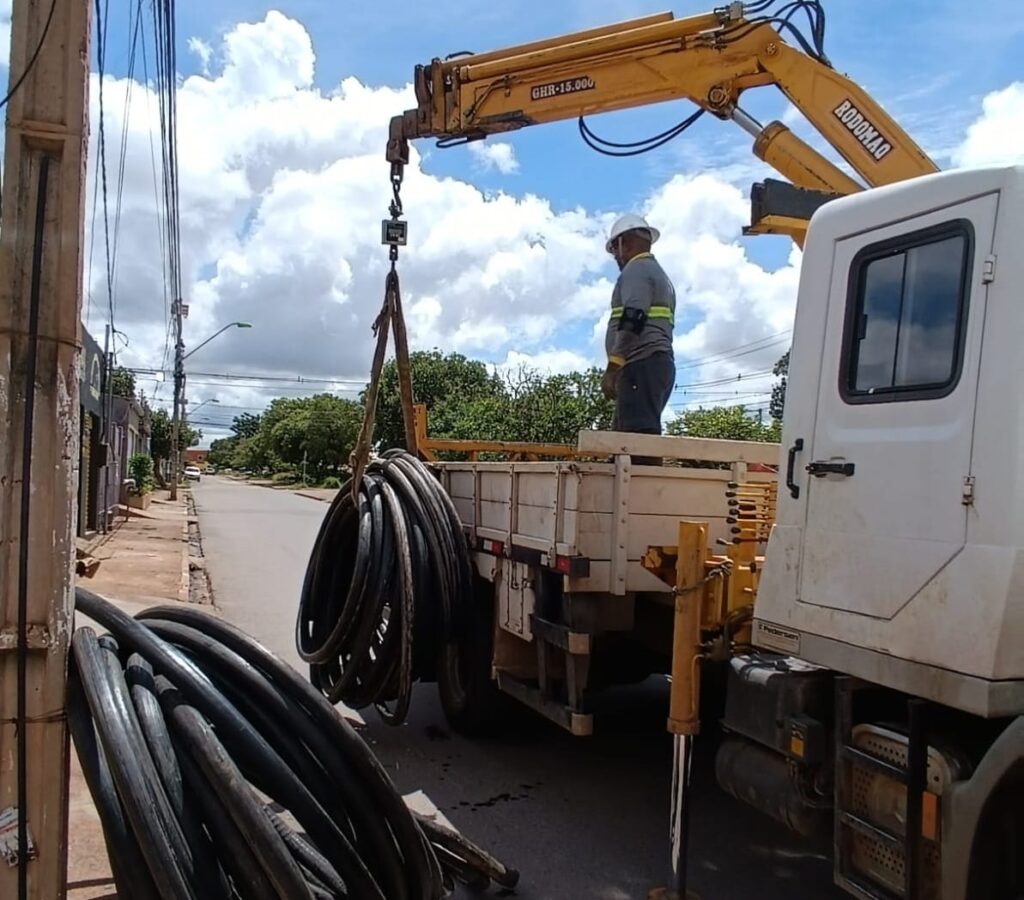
606, 214, 660, 253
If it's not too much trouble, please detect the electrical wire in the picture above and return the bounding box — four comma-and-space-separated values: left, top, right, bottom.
15, 152, 50, 900
94, 0, 117, 338
71, 588, 520, 897
110, 0, 144, 311
674, 368, 774, 390
676, 331, 791, 371
0, 0, 58, 110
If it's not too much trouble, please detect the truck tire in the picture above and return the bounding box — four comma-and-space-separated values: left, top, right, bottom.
967, 763, 1024, 900
436, 575, 506, 736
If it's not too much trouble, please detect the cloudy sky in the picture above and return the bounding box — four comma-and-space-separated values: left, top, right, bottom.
3, 1, 1022, 442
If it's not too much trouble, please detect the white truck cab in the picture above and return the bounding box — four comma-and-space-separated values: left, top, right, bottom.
746, 166, 1024, 900
757, 165, 1024, 717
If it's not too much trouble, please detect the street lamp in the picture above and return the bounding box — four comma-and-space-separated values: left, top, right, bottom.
183, 321, 252, 361
188, 398, 220, 415
172, 324, 250, 499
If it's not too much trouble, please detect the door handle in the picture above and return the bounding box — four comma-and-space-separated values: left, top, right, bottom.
786, 438, 804, 499
806, 460, 855, 478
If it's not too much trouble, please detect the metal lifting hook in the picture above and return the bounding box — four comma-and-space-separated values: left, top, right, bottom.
382, 161, 408, 265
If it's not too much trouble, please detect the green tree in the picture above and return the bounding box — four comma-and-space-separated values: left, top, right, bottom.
266, 394, 362, 479
367, 351, 503, 450
666, 405, 779, 442
150, 408, 201, 462
208, 437, 237, 468
111, 366, 136, 399
230, 435, 266, 472
770, 350, 790, 423
504, 367, 614, 444
231, 412, 262, 439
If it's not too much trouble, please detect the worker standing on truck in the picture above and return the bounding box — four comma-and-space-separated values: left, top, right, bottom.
601, 214, 677, 435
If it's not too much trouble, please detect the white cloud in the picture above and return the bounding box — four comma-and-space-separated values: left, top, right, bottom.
84, 11, 803, 424
494, 348, 593, 378
0, 0, 11, 71
187, 37, 213, 74
468, 140, 520, 174
781, 103, 801, 126
953, 82, 1024, 167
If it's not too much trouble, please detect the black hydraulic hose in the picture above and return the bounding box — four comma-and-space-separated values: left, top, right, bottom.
71, 588, 513, 898
296, 451, 472, 727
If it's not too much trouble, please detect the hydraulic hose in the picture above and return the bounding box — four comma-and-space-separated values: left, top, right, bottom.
72, 587, 518, 898
296, 451, 473, 726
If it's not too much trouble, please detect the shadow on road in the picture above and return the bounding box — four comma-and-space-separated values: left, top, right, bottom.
363, 677, 844, 900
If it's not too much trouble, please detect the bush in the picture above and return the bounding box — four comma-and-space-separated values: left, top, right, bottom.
127, 453, 154, 494
320, 476, 342, 489
271, 471, 300, 484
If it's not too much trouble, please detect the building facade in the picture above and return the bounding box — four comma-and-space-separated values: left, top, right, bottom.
110, 394, 151, 505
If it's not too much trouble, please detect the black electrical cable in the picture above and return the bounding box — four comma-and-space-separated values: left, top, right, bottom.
71, 588, 516, 897
296, 451, 473, 727
0, 0, 58, 110
15, 153, 49, 900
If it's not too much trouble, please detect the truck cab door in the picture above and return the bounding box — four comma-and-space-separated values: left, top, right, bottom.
796, 194, 997, 617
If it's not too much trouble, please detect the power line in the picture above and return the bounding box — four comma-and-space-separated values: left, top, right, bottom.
94, 0, 116, 339
673, 369, 775, 391
109, 0, 143, 313
134, 375, 365, 395
0, 0, 58, 110
676, 331, 790, 371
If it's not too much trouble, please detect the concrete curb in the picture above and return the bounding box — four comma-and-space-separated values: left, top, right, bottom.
179, 510, 190, 603
294, 489, 336, 503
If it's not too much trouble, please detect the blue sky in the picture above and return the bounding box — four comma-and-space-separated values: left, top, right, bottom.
3, 1, 1020, 438
104, 0, 1022, 225
89, 0, 1022, 300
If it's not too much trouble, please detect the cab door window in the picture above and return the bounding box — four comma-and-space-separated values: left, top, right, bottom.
842, 222, 973, 403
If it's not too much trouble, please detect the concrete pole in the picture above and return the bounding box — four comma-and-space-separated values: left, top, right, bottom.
169, 300, 183, 500
0, 0, 91, 897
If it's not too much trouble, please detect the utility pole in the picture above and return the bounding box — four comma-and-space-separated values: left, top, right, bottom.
0, 1, 91, 898
169, 298, 184, 500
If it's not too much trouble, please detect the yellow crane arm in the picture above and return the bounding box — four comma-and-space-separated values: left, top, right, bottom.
386, 5, 938, 241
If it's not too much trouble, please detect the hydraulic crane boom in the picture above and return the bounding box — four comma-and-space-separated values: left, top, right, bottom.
386, 3, 938, 242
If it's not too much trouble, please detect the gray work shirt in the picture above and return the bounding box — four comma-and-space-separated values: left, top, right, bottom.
605, 252, 676, 366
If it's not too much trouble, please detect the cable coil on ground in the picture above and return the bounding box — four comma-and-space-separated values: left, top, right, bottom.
71, 588, 518, 899
296, 451, 473, 726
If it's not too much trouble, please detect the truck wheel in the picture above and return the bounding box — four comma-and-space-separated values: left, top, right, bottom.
967, 765, 1024, 900
437, 575, 506, 736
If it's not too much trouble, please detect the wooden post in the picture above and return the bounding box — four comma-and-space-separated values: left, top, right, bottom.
0, 0, 91, 897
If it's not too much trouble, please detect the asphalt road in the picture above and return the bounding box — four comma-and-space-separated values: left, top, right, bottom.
193, 477, 846, 900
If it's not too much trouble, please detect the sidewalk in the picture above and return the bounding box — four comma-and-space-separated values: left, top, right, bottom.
67, 489, 204, 899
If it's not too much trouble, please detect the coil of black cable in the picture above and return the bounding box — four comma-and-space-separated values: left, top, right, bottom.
71, 587, 518, 899
296, 450, 473, 725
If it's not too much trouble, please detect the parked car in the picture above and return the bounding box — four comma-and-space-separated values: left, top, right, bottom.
184, 466, 202, 482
